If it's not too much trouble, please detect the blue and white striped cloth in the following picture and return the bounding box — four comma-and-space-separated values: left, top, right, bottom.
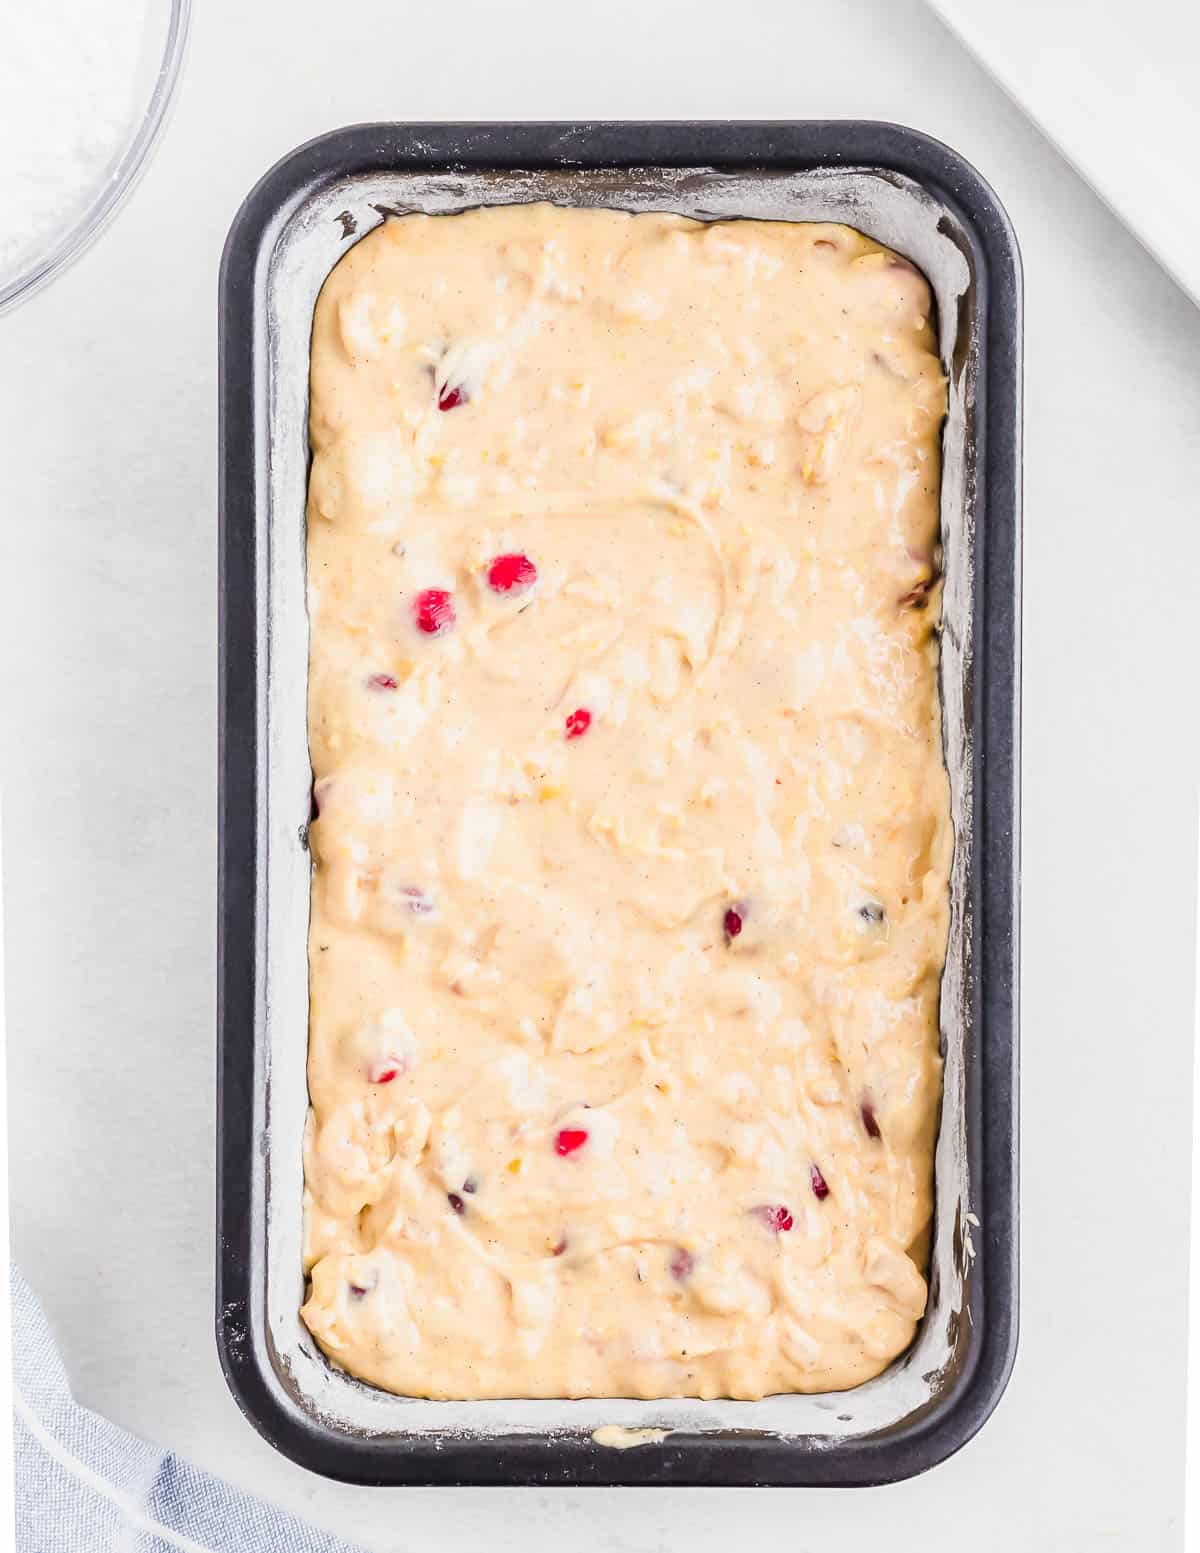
11, 1266, 364, 1553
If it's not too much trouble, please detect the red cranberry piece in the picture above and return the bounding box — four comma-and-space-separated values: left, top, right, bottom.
564, 707, 592, 740
723, 905, 744, 943
487, 552, 538, 594
461, 1177, 478, 1195
401, 886, 435, 916
899, 575, 937, 610
368, 1058, 403, 1084
413, 588, 455, 635
551, 1236, 568, 1257
751, 1204, 794, 1234
437, 384, 467, 411
861, 1100, 882, 1140
447, 1192, 466, 1215
347, 1273, 377, 1300
367, 672, 399, 690
310, 776, 334, 820
810, 1163, 830, 1200
669, 1248, 695, 1280
555, 1127, 589, 1157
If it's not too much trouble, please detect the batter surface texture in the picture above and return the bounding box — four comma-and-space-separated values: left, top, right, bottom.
300, 204, 950, 1401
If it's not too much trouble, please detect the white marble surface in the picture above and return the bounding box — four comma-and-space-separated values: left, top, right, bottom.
2, 0, 1198, 1547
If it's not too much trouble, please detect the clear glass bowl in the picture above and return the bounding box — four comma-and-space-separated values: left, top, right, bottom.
0, 0, 191, 317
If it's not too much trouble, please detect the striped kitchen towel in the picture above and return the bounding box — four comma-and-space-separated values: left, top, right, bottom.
11, 1265, 364, 1553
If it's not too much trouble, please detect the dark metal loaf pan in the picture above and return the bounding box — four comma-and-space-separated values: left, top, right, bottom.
217, 121, 1021, 1486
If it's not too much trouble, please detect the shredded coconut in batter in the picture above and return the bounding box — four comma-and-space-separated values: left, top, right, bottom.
300, 204, 950, 1401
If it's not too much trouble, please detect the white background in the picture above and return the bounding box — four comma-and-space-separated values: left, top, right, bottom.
2, 0, 1199, 1548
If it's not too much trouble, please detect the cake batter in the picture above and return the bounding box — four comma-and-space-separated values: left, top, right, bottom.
300, 204, 950, 1401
